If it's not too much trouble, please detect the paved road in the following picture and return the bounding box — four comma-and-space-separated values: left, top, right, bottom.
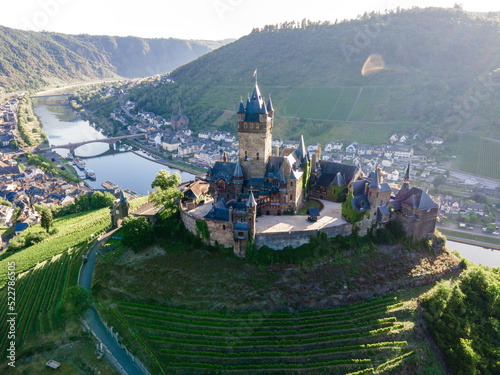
79, 240, 143, 375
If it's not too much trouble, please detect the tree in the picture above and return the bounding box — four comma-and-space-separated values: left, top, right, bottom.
150, 170, 182, 219
432, 175, 447, 189
64, 286, 92, 316
9, 139, 19, 149
121, 216, 154, 252
78, 193, 90, 211
40, 206, 53, 233
90, 191, 115, 209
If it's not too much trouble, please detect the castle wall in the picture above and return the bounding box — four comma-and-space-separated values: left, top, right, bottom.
394, 206, 438, 239
180, 207, 235, 248
254, 223, 352, 250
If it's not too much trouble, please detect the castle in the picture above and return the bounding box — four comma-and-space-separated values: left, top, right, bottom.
180, 82, 438, 257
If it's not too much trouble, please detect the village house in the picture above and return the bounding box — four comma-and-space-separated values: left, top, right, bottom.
425, 136, 444, 146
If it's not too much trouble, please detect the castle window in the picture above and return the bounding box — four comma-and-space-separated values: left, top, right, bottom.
290, 182, 293, 187
223, 225, 226, 230
290, 194, 292, 200
256, 152, 259, 160
245, 151, 247, 160
256, 124, 259, 129
377, 192, 379, 198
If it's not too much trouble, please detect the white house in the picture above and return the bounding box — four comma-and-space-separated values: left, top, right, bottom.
198, 130, 211, 139
345, 143, 357, 154
425, 136, 444, 146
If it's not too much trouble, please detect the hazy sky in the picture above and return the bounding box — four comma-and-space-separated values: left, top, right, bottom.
1, 0, 498, 40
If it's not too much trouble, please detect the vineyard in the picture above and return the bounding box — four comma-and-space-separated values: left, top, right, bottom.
106, 297, 417, 374
453, 134, 500, 180
0, 207, 110, 287
0, 245, 84, 359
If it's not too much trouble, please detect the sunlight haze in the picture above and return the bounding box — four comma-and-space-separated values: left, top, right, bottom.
0, 0, 499, 40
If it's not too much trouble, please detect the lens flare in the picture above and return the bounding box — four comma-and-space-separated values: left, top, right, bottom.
361, 54, 385, 76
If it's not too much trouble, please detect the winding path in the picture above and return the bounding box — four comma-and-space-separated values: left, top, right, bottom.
79, 237, 143, 375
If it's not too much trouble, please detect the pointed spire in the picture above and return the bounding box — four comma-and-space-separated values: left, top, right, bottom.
296, 135, 308, 163
404, 161, 411, 183
369, 167, 380, 190
267, 95, 274, 112
237, 97, 245, 114
247, 191, 257, 207
233, 160, 243, 178
280, 168, 286, 185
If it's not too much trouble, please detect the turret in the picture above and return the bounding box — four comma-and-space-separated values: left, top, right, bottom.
246, 191, 257, 237
267, 95, 274, 118
233, 160, 244, 194
404, 161, 411, 184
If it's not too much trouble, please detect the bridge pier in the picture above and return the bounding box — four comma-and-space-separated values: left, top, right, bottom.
109, 143, 115, 150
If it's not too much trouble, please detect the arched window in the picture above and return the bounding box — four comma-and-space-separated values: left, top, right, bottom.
290, 182, 293, 187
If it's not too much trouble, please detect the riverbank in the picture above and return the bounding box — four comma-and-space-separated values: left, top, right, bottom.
128, 140, 205, 177
439, 228, 500, 250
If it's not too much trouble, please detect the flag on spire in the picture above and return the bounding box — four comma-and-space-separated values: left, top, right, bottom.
253, 68, 257, 77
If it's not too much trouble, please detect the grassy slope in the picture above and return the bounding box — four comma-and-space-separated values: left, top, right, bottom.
92, 240, 460, 373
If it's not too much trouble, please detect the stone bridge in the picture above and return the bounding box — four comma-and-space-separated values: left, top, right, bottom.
36, 133, 147, 154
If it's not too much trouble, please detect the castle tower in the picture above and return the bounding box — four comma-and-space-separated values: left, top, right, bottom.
237, 84, 274, 179
367, 167, 380, 213
110, 190, 130, 228
396, 162, 411, 198
246, 191, 257, 237
233, 160, 244, 195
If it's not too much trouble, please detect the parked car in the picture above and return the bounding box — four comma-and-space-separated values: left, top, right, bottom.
467, 227, 474, 231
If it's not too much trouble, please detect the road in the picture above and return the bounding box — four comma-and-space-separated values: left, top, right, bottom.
79, 238, 143, 375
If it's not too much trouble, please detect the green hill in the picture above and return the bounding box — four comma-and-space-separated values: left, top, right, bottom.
120, 8, 500, 154
0, 25, 229, 93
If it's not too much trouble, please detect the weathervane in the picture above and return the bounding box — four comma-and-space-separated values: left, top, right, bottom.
253, 68, 257, 85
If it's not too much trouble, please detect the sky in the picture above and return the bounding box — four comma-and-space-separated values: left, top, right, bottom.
0, 0, 499, 41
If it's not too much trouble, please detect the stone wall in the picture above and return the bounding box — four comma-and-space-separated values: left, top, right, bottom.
255, 223, 352, 250
180, 208, 235, 248
395, 206, 438, 239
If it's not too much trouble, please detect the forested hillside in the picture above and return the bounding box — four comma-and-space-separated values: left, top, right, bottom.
0, 25, 229, 93
123, 7, 500, 148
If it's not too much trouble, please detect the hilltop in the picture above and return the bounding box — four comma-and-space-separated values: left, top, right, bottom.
0, 25, 230, 93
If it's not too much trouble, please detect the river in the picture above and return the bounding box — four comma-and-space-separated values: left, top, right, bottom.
32, 96, 195, 195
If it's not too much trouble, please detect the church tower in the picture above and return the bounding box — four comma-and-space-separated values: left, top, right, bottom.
237, 84, 273, 179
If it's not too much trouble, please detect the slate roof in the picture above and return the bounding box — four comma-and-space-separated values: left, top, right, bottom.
308, 207, 320, 217
209, 161, 238, 182
332, 172, 346, 186
391, 187, 438, 211
233, 222, 249, 231
351, 180, 367, 196
318, 160, 359, 185
352, 195, 370, 211
379, 183, 391, 193
233, 160, 244, 179
204, 198, 230, 222
14, 222, 29, 232
245, 85, 267, 122
377, 205, 390, 222
369, 168, 380, 190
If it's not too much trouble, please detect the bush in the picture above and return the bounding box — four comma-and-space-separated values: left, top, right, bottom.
121, 216, 154, 252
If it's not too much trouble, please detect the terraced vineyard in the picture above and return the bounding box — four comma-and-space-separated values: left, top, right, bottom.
110, 297, 415, 374
0, 245, 83, 356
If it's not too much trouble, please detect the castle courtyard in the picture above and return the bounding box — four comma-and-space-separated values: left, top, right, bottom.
187, 199, 347, 235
